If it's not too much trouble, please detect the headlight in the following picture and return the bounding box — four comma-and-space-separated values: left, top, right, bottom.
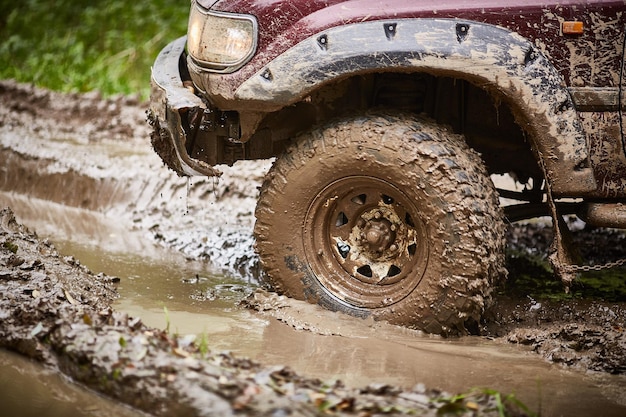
187, 2, 257, 73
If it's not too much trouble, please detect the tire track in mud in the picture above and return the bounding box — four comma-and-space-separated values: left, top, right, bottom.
0, 79, 268, 280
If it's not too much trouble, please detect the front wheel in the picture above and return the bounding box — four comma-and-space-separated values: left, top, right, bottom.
254, 113, 506, 335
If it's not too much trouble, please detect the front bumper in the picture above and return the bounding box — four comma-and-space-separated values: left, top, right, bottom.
148, 36, 221, 177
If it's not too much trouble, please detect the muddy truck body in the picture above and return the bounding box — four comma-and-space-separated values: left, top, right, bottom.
149, 0, 626, 335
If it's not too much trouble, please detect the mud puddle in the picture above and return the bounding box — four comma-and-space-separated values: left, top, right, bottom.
48, 242, 626, 417
2, 191, 626, 417
58, 239, 266, 355
0, 349, 142, 417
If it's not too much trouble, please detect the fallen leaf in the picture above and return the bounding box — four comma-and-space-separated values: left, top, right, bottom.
173, 347, 189, 358
466, 401, 479, 411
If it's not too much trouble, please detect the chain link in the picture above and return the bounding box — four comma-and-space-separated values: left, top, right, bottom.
533, 148, 626, 277
561, 258, 626, 274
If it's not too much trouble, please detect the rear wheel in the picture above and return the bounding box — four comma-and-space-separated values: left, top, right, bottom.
254, 113, 506, 335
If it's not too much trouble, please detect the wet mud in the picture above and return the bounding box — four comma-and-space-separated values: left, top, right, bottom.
1, 80, 626, 416
4, 192, 626, 417
0, 205, 538, 416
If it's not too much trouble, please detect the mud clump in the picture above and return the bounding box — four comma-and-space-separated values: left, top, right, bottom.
482, 220, 626, 374
484, 295, 626, 374
508, 322, 626, 373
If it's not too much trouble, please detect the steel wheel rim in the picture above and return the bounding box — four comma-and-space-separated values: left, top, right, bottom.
304, 176, 429, 308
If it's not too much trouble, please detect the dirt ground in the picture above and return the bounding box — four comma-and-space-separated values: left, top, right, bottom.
1, 80, 625, 415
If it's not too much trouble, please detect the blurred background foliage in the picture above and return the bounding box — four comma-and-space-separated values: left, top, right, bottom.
0, 0, 189, 100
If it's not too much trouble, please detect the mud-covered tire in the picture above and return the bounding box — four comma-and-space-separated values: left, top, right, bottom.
254, 113, 506, 335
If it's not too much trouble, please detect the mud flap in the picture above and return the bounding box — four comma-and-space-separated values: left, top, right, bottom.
548, 211, 581, 291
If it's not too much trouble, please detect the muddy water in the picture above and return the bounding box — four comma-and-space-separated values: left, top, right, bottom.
2, 191, 626, 417
0, 349, 141, 417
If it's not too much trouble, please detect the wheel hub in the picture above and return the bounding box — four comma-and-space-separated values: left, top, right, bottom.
357, 212, 398, 256
329, 196, 420, 291
304, 176, 429, 308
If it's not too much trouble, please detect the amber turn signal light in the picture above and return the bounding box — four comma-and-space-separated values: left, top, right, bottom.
562, 21, 584, 35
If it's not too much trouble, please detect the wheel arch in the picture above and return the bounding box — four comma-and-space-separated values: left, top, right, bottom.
236, 18, 596, 195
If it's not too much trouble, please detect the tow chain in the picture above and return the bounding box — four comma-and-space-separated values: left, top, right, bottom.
536, 154, 626, 282
560, 258, 626, 274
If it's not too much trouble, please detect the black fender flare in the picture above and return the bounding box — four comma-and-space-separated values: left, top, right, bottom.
235, 18, 596, 194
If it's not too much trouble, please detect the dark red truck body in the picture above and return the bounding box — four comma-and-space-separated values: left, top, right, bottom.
207, 0, 622, 89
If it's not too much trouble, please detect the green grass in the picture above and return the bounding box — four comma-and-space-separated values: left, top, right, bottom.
0, 0, 189, 100
504, 250, 626, 302
435, 387, 537, 417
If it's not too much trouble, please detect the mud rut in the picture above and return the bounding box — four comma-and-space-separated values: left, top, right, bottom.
1, 80, 626, 416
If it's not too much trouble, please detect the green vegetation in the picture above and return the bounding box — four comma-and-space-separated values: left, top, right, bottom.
196, 332, 210, 358
435, 388, 537, 417
0, 0, 189, 100
505, 251, 626, 302
163, 305, 171, 334
3, 241, 18, 253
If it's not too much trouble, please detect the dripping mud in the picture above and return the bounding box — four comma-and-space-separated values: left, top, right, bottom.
1, 80, 625, 416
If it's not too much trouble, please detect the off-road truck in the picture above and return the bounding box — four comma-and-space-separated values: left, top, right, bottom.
148, 0, 626, 335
